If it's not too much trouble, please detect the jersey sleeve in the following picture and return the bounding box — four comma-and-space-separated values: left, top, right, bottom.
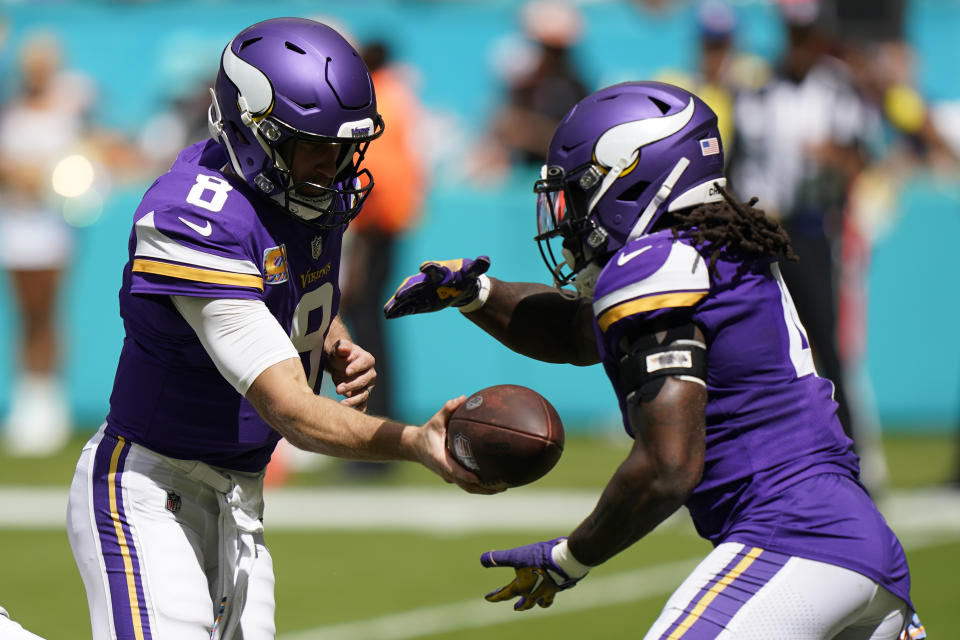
129, 175, 265, 300
592, 237, 709, 340
171, 296, 299, 395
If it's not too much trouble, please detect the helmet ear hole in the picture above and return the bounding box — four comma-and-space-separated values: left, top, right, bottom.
616, 180, 651, 203
227, 121, 249, 146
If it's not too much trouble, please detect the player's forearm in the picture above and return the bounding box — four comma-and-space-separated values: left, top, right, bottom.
567, 459, 692, 566
280, 390, 419, 461
274, 388, 421, 461
464, 278, 599, 365
568, 381, 706, 566
247, 359, 419, 462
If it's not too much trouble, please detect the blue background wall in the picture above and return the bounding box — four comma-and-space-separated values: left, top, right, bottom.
0, 0, 956, 431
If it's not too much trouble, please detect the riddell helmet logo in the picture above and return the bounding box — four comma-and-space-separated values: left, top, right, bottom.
351, 126, 370, 137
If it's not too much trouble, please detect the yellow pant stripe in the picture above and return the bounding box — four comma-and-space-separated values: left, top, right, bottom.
666, 546, 764, 640
107, 436, 146, 640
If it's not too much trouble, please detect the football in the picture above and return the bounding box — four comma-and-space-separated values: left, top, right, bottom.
446, 384, 564, 487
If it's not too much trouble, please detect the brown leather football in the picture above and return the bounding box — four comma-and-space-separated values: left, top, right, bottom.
446, 384, 564, 486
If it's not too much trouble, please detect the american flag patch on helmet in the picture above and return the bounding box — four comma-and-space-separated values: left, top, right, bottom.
700, 137, 720, 156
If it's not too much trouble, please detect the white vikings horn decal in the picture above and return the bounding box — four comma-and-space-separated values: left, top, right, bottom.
222, 41, 273, 116
593, 98, 695, 168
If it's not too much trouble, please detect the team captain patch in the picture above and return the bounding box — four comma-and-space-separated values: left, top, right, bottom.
263, 245, 289, 284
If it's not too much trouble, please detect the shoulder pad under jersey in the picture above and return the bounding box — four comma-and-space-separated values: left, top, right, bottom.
129, 170, 265, 298
592, 233, 709, 333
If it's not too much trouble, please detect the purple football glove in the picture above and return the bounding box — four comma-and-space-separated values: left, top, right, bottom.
383, 256, 490, 319
480, 537, 589, 611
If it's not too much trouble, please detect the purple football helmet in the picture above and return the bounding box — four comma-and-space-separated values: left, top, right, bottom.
535, 81, 726, 294
208, 17, 384, 228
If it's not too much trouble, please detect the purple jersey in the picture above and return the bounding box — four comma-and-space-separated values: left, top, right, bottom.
106, 141, 343, 471
591, 229, 911, 605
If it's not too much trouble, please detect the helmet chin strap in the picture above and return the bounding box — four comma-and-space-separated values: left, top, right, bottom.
587, 155, 632, 216
273, 191, 333, 220
562, 247, 603, 300
628, 156, 690, 241
235, 95, 293, 190
574, 261, 603, 299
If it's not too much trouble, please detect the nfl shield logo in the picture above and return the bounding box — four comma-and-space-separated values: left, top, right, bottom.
452, 433, 480, 473
311, 236, 323, 260
165, 491, 181, 513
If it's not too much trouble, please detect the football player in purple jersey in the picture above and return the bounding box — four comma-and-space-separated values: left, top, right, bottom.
385, 81, 924, 639
66, 18, 497, 640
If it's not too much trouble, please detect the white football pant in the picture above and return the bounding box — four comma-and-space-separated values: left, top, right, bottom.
643, 542, 910, 640
67, 426, 275, 640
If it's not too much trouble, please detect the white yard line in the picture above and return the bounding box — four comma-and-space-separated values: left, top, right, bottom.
277, 528, 958, 640
277, 557, 701, 640
0, 486, 957, 533
1, 485, 956, 639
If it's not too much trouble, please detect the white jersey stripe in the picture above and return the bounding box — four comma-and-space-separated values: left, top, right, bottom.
593, 241, 709, 317
134, 211, 261, 276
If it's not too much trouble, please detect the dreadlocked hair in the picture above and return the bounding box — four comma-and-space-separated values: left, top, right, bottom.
669, 182, 798, 273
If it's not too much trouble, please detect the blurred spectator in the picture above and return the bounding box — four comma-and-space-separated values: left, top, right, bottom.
469, 0, 590, 182
844, 39, 958, 172
137, 82, 212, 171
727, 2, 888, 488
657, 1, 769, 153
630, 0, 672, 13
839, 35, 960, 488
339, 39, 428, 476
136, 36, 222, 171
0, 31, 95, 456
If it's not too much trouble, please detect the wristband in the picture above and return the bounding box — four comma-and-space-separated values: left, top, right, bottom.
551, 538, 592, 579
458, 274, 491, 314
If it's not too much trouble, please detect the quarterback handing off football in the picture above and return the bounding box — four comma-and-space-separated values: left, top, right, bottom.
446, 384, 564, 487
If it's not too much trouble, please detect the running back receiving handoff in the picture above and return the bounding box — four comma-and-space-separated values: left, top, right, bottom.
384, 80, 921, 639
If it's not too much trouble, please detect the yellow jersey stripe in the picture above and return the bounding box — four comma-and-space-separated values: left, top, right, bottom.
132, 259, 263, 291
597, 291, 707, 332
107, 436, 146, 640
666, 547, 763, 640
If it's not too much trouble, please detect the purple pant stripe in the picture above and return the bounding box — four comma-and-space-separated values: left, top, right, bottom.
658, 546, 790, 639
92, 433, 152, 640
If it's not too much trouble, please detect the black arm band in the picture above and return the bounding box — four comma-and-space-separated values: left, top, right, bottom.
618, 332, 707, 404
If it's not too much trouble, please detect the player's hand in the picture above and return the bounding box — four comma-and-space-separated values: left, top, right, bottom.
417, 396, 506, 495
481, 538, 589, 611
325, 338, 376, 412
383, 256, 490, 319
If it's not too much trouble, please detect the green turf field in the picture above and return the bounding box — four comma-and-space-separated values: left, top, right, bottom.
0, 432, 956, 638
